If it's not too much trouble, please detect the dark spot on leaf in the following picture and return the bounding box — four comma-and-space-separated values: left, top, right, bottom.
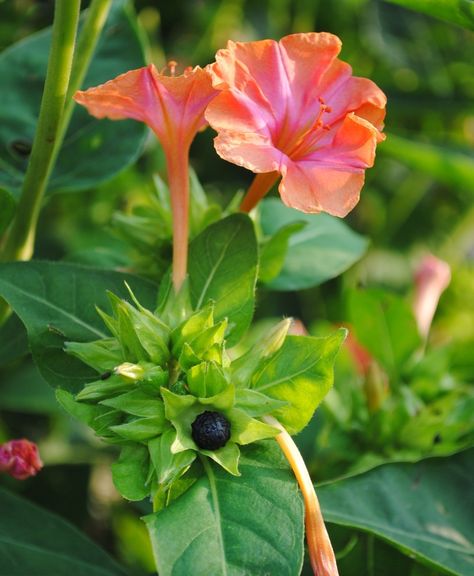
9, 139, 32, 158
100, 371, 112, 380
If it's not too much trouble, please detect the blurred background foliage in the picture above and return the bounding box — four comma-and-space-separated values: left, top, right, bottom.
0, 0, 473, 575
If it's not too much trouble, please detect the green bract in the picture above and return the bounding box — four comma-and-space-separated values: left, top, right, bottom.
57, 285, 290, 501
57, 281, 344, 504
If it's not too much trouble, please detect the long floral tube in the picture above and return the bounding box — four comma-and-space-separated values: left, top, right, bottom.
263, 415, 339, 576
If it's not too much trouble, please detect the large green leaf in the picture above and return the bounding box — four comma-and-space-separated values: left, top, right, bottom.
0, 313, 28, 366
145, 441, 304, 576
259, 198, 368, 291
348, 288, 421, 379
0, 487, 127, 576
188, 214, 258, 346
381, 134, 474, 195
384, 0, 474, 30
318, 449, 474, 576
251, 331, 346, 434
0, 0, 146, 198
0, 261, 157, 392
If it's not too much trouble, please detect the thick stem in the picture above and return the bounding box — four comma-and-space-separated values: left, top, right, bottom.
264, 416, 339, 576
240, 171, 279, 213
61, 0, 113, 137
166, 148, 190, 292
1, 0, 81, 263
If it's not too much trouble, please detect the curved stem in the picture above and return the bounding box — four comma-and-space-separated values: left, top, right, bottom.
264, 415, 339, 576
1, 0, 81, 263
240, 172, 279, 213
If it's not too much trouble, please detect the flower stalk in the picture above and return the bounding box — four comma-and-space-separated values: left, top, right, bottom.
240, 172, 279, 213
264, 415, 339, 576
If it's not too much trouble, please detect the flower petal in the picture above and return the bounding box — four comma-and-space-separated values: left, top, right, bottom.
311, 113, 379, 170
74, 64, 217, 149
279, 160, 365, 217
213, 130, 284, 173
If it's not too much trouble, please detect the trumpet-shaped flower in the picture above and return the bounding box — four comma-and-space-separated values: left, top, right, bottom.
74, 63, 218, 289
205, 33, 387, 216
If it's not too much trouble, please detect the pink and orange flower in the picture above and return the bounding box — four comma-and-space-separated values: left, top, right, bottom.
74, 63, 218, 290
205, 32, 386, 216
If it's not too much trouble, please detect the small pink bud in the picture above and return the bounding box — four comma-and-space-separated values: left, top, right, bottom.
0, 439, 43, 480
413, 254, 451, 339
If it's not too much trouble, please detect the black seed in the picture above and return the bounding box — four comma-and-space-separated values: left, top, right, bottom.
191, 411, 231, 451
100, 371, 112, 380
433, 433, 442, 445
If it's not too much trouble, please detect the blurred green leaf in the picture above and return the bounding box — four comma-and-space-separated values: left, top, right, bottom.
188, 214, 258, 346
0, 0, 146, 198
381, 134, 474, 194
252, 330, 346, 434
0, 188, 15, 234
319, 449, 474, 576
0, 360, 57, 414
259, 198, 368, 291
348, 289, 421, 379
145, 441, 304, 576
383, 0, 474, 30
0, 261, 157, 392
0, 487, 127, 575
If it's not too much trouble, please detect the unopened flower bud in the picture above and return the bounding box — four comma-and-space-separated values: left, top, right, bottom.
0, 439, 43, 480
232, 318, 292, 386
413, 254, 451, 339
114, 362, 145, 381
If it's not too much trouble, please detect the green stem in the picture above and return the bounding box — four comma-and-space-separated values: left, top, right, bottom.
1, 0, 81, 263
61, 0, 113, 138
0, 0, 112, 325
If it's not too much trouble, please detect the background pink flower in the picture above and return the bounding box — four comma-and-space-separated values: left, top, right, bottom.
0, 439, 43, 480
205, 32, 387, 216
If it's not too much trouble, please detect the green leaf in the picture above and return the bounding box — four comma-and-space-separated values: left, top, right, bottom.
381, 134, 474, 194
0, 313, 29, 366
0, 0, 146, 198
0, 361, 58, 414
101, 389, 165, 418
0, 487, 127, 575
0, 261, 158, 392
318, 449, 474, 576
348, 289, 421, 378
145, 441, 304, 576
112, 444, 150, 501
149, 429, 196, 486
383, 0, 474, 31
259, 198, 368, 291
188, 214, 258, 346
259, 221, 305, 283
252, 330, 346, 434
0, 188, 15, 234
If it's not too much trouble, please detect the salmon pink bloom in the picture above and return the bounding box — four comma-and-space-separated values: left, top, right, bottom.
0, 438, 43, 480
205, 33, 386, 216
74, 63, 218, 290
413, 254, 451, 339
